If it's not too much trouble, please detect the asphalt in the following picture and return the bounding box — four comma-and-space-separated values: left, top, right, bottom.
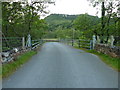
3, 42, 118, 88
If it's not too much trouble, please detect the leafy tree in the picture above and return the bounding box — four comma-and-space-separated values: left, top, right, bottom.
73, 13, 100, 39
2, 1, 54, 39
88, 0, 120, 43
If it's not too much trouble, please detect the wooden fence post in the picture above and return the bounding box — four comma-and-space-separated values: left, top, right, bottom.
90, 40, 93, 50
78, 40, 80, 48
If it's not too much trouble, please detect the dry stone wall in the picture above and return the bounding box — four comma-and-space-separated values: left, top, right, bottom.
95, 44, 120, 58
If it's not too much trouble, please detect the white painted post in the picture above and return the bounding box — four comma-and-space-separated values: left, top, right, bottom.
28, 34, 31, 48
97, 36, 100, 44
26, 34, 32, 48
93, 35, 96, 49
110, 35, 114, 47
22, 37, 25, 49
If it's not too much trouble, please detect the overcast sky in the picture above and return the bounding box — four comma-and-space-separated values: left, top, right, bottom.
46, 0, 101, 17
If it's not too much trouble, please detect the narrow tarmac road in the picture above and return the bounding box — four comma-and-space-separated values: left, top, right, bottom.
3, 42, 118, 88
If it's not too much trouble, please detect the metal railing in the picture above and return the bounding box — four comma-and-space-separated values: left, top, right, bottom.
60, 39, 91, 49
2, 37, 22, 52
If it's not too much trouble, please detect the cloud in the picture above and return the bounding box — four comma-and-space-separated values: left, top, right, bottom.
47, 0, 101, 17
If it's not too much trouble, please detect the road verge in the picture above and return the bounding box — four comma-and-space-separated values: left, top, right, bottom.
2, 50, 37, 78
75, 47, 119, 72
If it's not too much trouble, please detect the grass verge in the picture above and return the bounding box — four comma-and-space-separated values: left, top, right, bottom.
2, 51, 37, 78
75, 47, 120, 71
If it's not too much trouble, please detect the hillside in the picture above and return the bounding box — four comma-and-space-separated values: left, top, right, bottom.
45, 14, 79, 31
45, 14, 100, 31
45, 14, 79, 24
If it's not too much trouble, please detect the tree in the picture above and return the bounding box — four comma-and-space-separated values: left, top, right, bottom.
2, 1, 54, 39
73, 14, 100, 39
87, 0, 120, 43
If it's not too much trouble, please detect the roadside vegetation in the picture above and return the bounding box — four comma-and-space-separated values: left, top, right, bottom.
2, 2, 120, 43
2, 2, 53, 39
2, 51, 37, 78
0, 66, 1, 74
45, 1, 120, 46
76, 47, 119, 71
1, 1, 53, 78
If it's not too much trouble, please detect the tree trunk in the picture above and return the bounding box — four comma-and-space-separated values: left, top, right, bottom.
101, 2, 105, 43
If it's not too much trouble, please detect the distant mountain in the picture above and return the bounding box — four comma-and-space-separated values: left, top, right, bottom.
45, 14, 79, 24
44, 14, 79, 31
44, 14, 100, 31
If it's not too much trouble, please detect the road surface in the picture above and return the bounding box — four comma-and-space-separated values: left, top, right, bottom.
3, 42, 118, 88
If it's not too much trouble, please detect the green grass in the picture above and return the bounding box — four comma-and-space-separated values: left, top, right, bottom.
75, 47, 120, 71
0, 65, 2, 80
2, 51, 37, 78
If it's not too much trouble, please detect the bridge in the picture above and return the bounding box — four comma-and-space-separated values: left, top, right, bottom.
3, 42, 118, 88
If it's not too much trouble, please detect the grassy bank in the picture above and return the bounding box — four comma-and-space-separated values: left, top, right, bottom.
75, 47, 119, 71
2, 51, 37, 78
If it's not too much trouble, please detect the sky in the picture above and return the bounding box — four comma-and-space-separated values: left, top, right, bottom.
45, 0, 101, 17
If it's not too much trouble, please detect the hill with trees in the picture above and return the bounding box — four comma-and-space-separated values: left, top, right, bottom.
45, 14, 79, 32
44, 14, 100, 39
